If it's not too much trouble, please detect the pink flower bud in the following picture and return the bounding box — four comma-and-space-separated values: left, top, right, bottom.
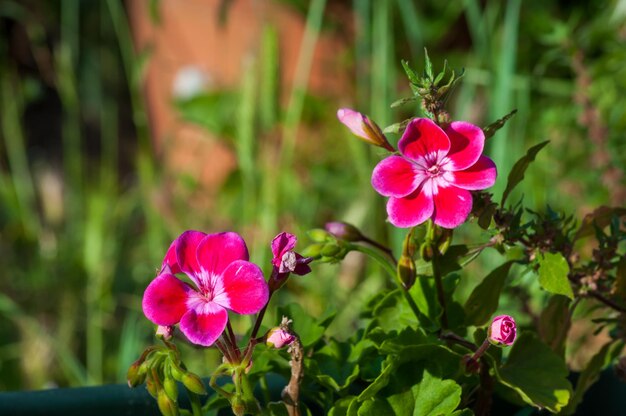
488, 315, 516, 346
337, 108, 395, 151
156, 325, 174, 340
266, 328, 295, 349
324, 221, 364, 242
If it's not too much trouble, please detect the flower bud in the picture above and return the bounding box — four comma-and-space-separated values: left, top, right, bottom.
146, 377, 158, 398
337, 108, 395, 151
231, 395, 246, 416
301, 243, 324, 259
321, 243, 341, 257
307, 228, 331, 243
266, 328, 296, 349
157, 388, 179, 416
488, 315, 516, 346
156, 325, 174, 340
325, 221, 364, 242
163, 377, 179, 403
126, 361, 146, 388
182, 372, 207, 395
397, 255, 416, 290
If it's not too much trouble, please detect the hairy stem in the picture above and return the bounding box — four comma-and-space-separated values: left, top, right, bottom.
432, 251, 449, 329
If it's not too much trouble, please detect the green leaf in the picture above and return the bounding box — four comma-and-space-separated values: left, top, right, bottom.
538, 295, 571, 357
357, 357, 398, 401
537, 252, 573, 299
494, 332, 572, 413
562, 340, 624, 415
412, 369, 462, 416
410, 277, 441, 328
402, 60, 420, 85
329, 396, 357, 416
464, 262, 514, 326
359, 367, 462, 416
483, 109, 517, 140
369, 289, 419, 334
277, 303, 335, 347
390, 96, 418, 108
501, 141, 549, 205
313, 339, 360, 392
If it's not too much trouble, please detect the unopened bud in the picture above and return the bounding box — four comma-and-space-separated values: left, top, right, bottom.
488, 315, 517, 346
163, 377, 179, 403
321, 243, 341, 257
307, 229, 331, 243
182, 372, 207, 395
146, 377, 158, 398
337, 108, 395, 152
231, 395, 246, 416
420, 243, 434, 262
266, 328, 296, 349
397, 255, 416, 290
127, 361, 146, 388
156, 325, 175, 340
301, 243, 324, 259
325, 221, 364, 242
157, 388, 179, 416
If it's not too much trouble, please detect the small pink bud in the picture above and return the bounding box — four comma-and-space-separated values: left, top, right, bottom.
337, 108, 395, 151
266, 328, 295, 349
324, 221, 364, 242
488, 315, 516, 346
156, 325, 174, 340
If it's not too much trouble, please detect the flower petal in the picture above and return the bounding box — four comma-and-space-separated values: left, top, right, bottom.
372, 156, 423, 197
195, 232, 249, 276
432, 185, 473, 229
179, 303, 228, 346
174, 230, 208, 277
337, 108, 368, 139
386, 189, 435, 228
444, 121, 485, 171
271, 232, 297, 266
213, 260, 268, 314
399, 118, 450, 163
450, 156, 497, 190
161, 239, 181, 274
142, 273, 191, 326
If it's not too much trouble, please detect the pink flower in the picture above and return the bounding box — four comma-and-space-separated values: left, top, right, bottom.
488, 315, 517, 346
371, 118, 497, 229
142, 231, 269, 347
271, 232, 312, 276
266, 328, 295, 349
337, 108, 395, 151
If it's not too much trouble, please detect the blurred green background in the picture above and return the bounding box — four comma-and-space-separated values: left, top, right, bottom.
0, 0, 625, 391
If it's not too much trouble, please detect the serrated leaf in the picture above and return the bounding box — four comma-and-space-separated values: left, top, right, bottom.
402, 60, 420, 85
412, 369, 462, 416
573, 206, 626, 241
538, 252, 573, 299
371, 289, 420, 334
562, 340, 624, 415
501, 141, 549, 205
314, 339, 360, 392
390, 96, 418, 108
494, 332, 572, 413
464, 261, 514, 326
383, 118, 411, 134
483, 109, 517, 140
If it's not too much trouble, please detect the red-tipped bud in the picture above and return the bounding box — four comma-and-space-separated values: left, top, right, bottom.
337, 108, 395, 151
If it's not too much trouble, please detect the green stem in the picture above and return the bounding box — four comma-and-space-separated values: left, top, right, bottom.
188, 392, 203, 416
353, 245, 421, 321
209, 363, 233, 400
432, 251, 449, 329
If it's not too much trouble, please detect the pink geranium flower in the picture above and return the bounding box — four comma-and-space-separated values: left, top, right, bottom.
269, 232, 312, 291
371, 118, 497, 229
142, 231, 269, 346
